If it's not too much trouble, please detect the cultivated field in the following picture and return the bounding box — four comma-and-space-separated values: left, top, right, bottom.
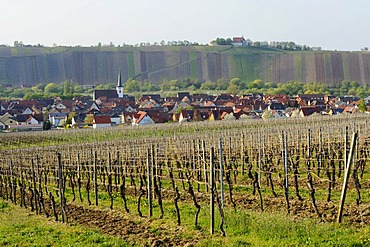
1, 115, 370, 246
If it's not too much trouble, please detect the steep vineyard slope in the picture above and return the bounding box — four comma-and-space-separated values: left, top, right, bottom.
0, 46, 369, 86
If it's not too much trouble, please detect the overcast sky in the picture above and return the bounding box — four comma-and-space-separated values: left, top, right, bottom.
0, 0, 369, 51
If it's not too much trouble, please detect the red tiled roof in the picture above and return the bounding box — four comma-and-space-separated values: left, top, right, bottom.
93, 115, 111, 124
233, 37, 245, 43
204, 101, 215, 107
343, 106, 357, 113
135, 111, 148, 124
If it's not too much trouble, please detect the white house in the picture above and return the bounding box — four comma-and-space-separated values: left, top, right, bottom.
26, 116, 41, 125
231, 36, 251, 47
22, 107, 34, 115
92, 115, 112, 129
110, 114, 121, 125
49, 112, 68, 127
54, 102, 68, 110
132, 111, 155, 125
0, 113, 16, 126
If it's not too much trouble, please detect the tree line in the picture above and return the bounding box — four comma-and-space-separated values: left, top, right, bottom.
0, 78, 369, 100
213, 37, 321, 51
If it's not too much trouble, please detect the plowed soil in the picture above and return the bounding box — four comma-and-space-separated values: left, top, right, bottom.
58, 188, 370, 247
66, 204, 199, 247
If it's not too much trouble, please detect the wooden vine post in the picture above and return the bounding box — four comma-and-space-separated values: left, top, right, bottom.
344, 126, 349, 169
284, 131, 289, 196
9, 160, 15, 205
31, 159, 38, 214
147, 147, 153, 217
93, 150, 98, 206
219, 138, 224, 209
307, 128, 321, 218
202, 140, 208, 192
240, 134, 244, 175
210, 147, 215, 235
337, 132, 358, 223
107, 151, 113, 209
258, 131, 262, 187
57, 152, 67, 223
282, 130, 290, 213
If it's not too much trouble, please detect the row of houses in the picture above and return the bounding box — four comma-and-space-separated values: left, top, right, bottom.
1, 91, 369, 131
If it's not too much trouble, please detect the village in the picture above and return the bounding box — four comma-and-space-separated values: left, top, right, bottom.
0, 74, 369, 132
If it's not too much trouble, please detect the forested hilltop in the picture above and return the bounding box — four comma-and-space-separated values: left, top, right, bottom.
0, 45, 370, 87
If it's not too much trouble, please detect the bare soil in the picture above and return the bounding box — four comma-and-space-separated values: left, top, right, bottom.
66, 204, 200, 247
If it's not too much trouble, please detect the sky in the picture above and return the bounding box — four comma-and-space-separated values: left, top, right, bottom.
0, 0, 369, 51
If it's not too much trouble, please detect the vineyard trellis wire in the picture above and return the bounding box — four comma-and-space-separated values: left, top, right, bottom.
0, 114, 370, 235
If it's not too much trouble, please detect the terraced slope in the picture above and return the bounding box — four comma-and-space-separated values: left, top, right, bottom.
0, 46, 369, 85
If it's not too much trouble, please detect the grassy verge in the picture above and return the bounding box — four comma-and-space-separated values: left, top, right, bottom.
0, 200, 129, 247
198, 209, 370, 246
1, 196, 370, 247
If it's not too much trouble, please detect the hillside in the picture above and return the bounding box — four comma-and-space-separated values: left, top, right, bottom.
0, 46, 369, 86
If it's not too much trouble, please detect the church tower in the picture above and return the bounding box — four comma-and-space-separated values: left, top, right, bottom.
116, 70, 124, 98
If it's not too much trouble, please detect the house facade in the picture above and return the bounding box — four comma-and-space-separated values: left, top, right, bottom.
132, 111, 155, 125
0, 120, 6, 130
92, 115, 112, 129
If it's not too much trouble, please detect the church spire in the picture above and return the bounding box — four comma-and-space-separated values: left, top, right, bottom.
116, 70, 124, 98
117, 70, 123, 87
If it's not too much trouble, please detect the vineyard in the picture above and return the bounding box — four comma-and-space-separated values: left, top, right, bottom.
1, 115, 370, 245
2, 46, 370, 86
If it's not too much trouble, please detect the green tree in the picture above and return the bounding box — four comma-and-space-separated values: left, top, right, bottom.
348, 88, 357, 96
84, 114, 94, 124
230, 78, 242, 87
227, 84, 239, 95
265, 82, 278, 88
216, 78, 229, 90
248, 79, 264, 89
63, 80, 70, 96
216, 38, 227, 45
356, 87, 367, 98
200, 81, 216, 90
70, 80, 75, 95
141, 80, 157, 92
24, 92, 43, 100
350, 81, 360, 88
303, 82, 326, 94
358, 99, 367, 112
340, 80, 351, 94
281, 81, 304, 95
179, 78, 192, 89
10, 88, 29, 98
124, 79, 140, 92
74, 83, 84, 93
44, 83, 60, 95
160, 79, 180, 91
